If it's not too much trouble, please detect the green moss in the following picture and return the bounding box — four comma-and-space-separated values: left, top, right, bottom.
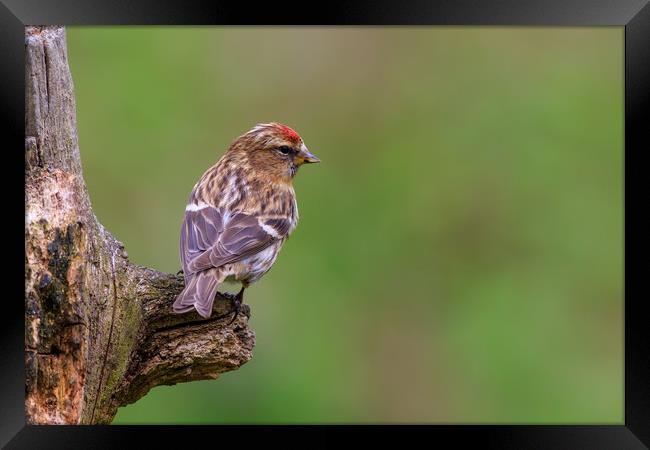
95, 276, 143, 422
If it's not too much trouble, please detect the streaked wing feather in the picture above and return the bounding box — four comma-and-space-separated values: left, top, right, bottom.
181, 206, 279, 275
264, 218, 292, 236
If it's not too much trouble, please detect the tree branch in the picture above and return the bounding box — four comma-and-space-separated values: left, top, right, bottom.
24, 25, 255, 425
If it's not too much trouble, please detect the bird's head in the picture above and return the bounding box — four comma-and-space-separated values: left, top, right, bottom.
228, 122, 320, 183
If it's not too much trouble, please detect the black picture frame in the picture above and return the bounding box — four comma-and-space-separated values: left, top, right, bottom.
3, 0, 648, 448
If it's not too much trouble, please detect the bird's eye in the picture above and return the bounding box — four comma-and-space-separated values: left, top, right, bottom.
277, 146, 292, 155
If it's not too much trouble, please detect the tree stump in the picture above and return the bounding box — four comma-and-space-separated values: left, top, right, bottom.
24, 25, 256, 425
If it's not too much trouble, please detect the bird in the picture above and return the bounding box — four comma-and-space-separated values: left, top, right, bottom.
172, 122, 320, 320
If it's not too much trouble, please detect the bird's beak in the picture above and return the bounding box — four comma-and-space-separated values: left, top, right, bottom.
296, 144, 320, 165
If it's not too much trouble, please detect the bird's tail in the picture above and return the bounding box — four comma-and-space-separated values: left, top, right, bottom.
173, 268, 222, 318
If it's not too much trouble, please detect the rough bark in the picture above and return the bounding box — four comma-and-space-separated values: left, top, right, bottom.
24, 26, 255, 425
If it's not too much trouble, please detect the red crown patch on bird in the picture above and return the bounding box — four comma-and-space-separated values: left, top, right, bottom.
246, 122, 302, 145
276, 123, 302, 143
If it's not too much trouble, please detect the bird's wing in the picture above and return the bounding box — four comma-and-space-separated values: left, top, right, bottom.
180, 206, 291, 275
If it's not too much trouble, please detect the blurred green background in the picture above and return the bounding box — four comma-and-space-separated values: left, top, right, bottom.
66, 27, 623, 424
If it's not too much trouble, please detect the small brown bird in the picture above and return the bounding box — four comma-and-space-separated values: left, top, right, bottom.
173, 123, 320, 319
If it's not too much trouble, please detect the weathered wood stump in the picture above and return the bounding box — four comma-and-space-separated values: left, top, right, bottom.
24, 25, 255, 424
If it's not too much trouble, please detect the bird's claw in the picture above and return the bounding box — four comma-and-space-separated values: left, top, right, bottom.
239, 303, 251, 319
227, 298, 242, 325
218, 290, 245, 325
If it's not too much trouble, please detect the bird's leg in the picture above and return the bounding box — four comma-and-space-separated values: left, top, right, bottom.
215, 286, 246, 324
227, 286, 245, 325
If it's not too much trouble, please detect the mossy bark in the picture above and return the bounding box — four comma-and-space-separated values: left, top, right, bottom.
24, 26, 255, 425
